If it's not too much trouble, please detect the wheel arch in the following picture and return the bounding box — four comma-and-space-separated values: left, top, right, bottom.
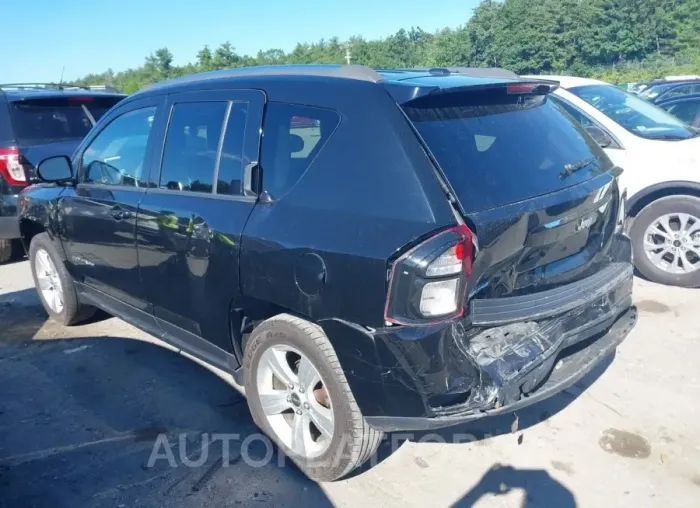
18, 218, 47, 252
627, 181, 700, 218
230, 299, 313, 366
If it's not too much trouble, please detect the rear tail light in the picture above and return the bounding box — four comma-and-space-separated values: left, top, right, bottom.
0, 148, 27, 186
419, 278, 460, 317
384, 225, 474, 326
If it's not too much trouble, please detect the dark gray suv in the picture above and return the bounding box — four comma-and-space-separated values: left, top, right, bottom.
0, 83, 124, 262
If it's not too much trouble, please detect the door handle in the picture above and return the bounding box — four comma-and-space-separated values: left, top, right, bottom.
110, 207, 131, 221
243, 162, 258, 197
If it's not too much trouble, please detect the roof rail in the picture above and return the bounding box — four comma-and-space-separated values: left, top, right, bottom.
144, 64, 384, 91
0, 82, 91, 91
83, 85, 121, 93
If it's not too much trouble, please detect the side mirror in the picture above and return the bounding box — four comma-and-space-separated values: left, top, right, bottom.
37, 156, 74, 183
585, 125, 613, 148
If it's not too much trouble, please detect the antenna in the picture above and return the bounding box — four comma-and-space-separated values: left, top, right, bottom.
59, 66, 65, 89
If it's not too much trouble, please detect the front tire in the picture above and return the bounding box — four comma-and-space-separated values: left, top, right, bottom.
630, 195, 700, 287
0, 239, 24, 264
244, 314, 383, 482
29, 233, 96, 325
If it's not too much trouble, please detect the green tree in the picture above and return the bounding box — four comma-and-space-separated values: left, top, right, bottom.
213, 42, 240, 69
72, 0, 700, 92
197, 46, 214, 71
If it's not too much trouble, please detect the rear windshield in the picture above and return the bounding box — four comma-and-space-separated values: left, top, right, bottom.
403, 88, 612, 212
0, 103, 14, 145
8, 96, 123, 145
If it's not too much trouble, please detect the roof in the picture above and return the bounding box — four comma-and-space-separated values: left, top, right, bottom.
664, 75, 700, 81
141, 64, 524, 94
646, 78, 700, 89
522, 75, 608, 89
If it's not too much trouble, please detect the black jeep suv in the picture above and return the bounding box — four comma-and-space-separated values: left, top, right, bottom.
0, 83, 125, 262
19, 65, 637, 481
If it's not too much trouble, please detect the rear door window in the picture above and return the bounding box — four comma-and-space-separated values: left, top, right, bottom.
549, 96, 595, 127
216, 102, 248, 196
403, 89, 612, 212
663, 99, 700, 127
159, 102, 228, 193
8, 96, 124, 145
260, 103, 339, 199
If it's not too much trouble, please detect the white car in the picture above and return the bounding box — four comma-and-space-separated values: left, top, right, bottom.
526, 75, 700, 287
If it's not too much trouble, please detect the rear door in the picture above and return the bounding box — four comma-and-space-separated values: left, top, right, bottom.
402, 85, 623, 299
136, 90, 264, 359
59, 96, 163, 308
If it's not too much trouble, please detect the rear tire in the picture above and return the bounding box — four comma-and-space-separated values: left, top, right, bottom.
0, 239, 24, 264
244, 314, 383, 482
29, 233, 96, 325
630, 195, 700, 288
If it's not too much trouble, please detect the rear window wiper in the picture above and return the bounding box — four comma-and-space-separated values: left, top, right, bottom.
560, 157, 596, 179
80, 103, 96, 126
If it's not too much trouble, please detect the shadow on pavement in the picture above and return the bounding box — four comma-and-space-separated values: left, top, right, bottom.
0, 290, 332, 508
0, 285, 611, 507
452, 464, 576, 507
0, 288, 49, 343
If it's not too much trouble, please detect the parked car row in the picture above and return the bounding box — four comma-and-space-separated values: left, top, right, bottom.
0, 83, 125, 262
628, 75, 700, 98
8, 65, 699, 483
625, 76, 700, 127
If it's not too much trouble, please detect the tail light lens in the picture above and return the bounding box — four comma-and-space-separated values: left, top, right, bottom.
0, 148, 27, 186
384, 225, 474, 326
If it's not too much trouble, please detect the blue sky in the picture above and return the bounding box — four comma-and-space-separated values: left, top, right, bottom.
1, 0, 480, 83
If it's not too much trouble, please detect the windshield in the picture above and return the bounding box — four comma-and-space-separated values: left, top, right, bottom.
569, 85, 697, 140
403, 89, 611, 212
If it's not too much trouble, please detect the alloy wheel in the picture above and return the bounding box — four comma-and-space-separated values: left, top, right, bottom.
35, 249, 64, 314
256, 345, 334, 459
644, 212, 700, 274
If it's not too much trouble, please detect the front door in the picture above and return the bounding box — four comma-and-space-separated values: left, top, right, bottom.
136, 90, 264, 356
60, 97, 163, 308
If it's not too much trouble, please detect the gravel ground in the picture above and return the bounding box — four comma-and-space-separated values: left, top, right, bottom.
1, 259, 699, 508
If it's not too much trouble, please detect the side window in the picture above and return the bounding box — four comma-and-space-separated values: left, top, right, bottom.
664, 85, 691, 100
82, 107, 156, 187
260, 103, 339, 199
216, 102, 248, 196
159, 102, 228, 193
665, 100, 700, 127
550, 96, 594, 127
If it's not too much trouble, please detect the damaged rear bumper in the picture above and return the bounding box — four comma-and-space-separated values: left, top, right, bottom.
366, 305, 636, 431
320, 260, 637, 433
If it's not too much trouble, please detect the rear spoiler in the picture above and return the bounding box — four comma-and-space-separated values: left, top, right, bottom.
387, 79, 560, 105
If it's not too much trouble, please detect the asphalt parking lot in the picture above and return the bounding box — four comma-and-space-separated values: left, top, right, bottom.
1, 259, 699, 508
